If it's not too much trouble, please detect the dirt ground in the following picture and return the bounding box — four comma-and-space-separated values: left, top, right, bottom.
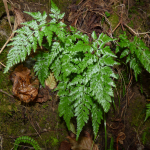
0, 0, 150, 149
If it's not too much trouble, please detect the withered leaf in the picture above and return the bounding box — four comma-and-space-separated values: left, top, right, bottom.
45, 73, 57, 90
36, 86, 51, 103
67, 131, 99, 150
10, 65, 39, 103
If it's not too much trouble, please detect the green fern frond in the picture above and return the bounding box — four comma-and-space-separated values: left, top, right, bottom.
76, 99, 90, 139
58, 96, 74, 129
43, 26, 53, 46
50, 0, 60, 15
91, 31, 97, 40
24, 11, 47, 24
14, 136, 41, 150
4, 13, 47, 73
117, 32, 150, 81
34, 52, 51, 86
145, 103, 150, 121
50, 0, 65, 20
91, 103, 103, 138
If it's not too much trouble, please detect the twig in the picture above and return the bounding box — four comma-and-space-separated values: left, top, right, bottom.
0, 89, 14, 98
36, 121, 42, 133
2, 0, 12, 30
0, 20, 18, 54
124, 24, 138, 35
134, 31, 150, 35
129, 92, 134, 103
0, 32, 14, 54
112, 22, 121, 33
0, 62, 6, 67
114, 4, 125, 33
124, 24, 150, 35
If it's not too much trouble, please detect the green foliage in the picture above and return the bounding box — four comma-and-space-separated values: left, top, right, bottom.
145, 103, 150, 121
108, 137, 114, 150
13, 136, 41, 150
4, 0, 150, 140
105, 11, 110, 17
51, 137, 59, 146
142, 131, 147, 145
116, 32, 150, 81
139, 74, 143, 94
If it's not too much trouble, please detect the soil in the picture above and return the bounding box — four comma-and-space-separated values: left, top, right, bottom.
0, 0, 150, 150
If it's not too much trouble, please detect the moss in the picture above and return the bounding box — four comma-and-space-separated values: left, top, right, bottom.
76, 0, 81, 4
51, 136, 59, 146
129, 98, 144, 127
128, 20, 134, 28
109, 13, 119, 30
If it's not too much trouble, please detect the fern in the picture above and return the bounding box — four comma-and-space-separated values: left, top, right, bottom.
116, 32, 150, 80
13, 136, 41, 150
4, 0, 150, 140
4, 12, 47, 73
145, 103, 150, 121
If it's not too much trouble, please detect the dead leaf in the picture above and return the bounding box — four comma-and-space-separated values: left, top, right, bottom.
67, 131, 99, 150
45, 73, 57, 90
59, 141, 71, 150
117, 132, 126, 144
10, 65, 39, 103
36, 86, 51, 103
12, 7, 26, 27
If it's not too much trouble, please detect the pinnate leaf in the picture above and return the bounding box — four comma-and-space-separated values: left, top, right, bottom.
145, 103, 150, 121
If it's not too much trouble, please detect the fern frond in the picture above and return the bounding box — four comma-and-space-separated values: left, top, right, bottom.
14, 136, 41, 150
76, 98, 90, 140
91, 31, 97, 40
51, 0, 60, 14
50, 0, 65, 20
117, 32, 150, 80
58, 96, 74, 129
145, 103, 150, 121
4, 20, 46, 73
4, 45, 28, 73
34, 52, 51, 86
24, 11, 47, 24
43, 26, 53, 46
91, 103, 103, 137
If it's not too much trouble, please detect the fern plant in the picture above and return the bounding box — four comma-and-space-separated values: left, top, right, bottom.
116, 32, 150, 81
116, 33, 150, 122
4, 0, 150, 140
13, 136, 41, 150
